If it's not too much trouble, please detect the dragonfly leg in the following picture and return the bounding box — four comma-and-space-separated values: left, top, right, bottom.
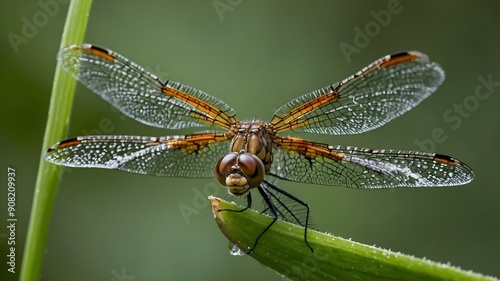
245, 185, 279, 254
219, 192, 252, 213
263, 180, 313, 253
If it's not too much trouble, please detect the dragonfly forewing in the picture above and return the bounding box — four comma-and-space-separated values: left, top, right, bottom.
58, 44, 238, 130
270, 51, 445, 135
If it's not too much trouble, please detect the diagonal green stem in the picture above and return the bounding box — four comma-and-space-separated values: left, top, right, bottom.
211, 196, 499, 281
20, 1, 93, 280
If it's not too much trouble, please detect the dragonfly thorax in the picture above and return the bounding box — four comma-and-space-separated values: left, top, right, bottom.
214, 122, 274, 196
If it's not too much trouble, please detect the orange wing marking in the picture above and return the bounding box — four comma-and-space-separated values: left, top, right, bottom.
162, 87, 236, 130
363, 52, 419, 76
277, 137, 344, 162
273, 91, 339, 131
166, 133, 233, 154
82, 46, 115, 62
434, 154, 460, 166
54, 138, 82, 150
379, 52, 419, 68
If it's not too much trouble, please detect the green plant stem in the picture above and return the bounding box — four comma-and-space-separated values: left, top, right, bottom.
210, 196, 498, 281
20, 1, 92, 280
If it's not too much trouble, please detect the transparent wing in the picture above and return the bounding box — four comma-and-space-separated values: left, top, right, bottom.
270, 137, 474, 188
44, 133, 233, 177
58, 44, 238, 130
260, 180, 310, 228
270, 51, 445, 135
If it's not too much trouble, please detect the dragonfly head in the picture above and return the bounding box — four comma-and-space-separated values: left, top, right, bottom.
215, 151, 265, 196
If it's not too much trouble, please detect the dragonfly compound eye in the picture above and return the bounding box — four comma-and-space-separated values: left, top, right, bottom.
215, 152, 238, 186
237, 153, 265, 189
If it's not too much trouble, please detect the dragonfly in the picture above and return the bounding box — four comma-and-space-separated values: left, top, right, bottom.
44, 44, 474, 253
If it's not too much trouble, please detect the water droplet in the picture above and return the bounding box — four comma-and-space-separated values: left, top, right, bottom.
229, 243, 245, 256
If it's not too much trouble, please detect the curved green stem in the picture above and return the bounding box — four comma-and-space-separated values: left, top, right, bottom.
20, 1, 93, 280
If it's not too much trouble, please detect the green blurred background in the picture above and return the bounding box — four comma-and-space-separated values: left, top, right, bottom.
1, 1, 499, 280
